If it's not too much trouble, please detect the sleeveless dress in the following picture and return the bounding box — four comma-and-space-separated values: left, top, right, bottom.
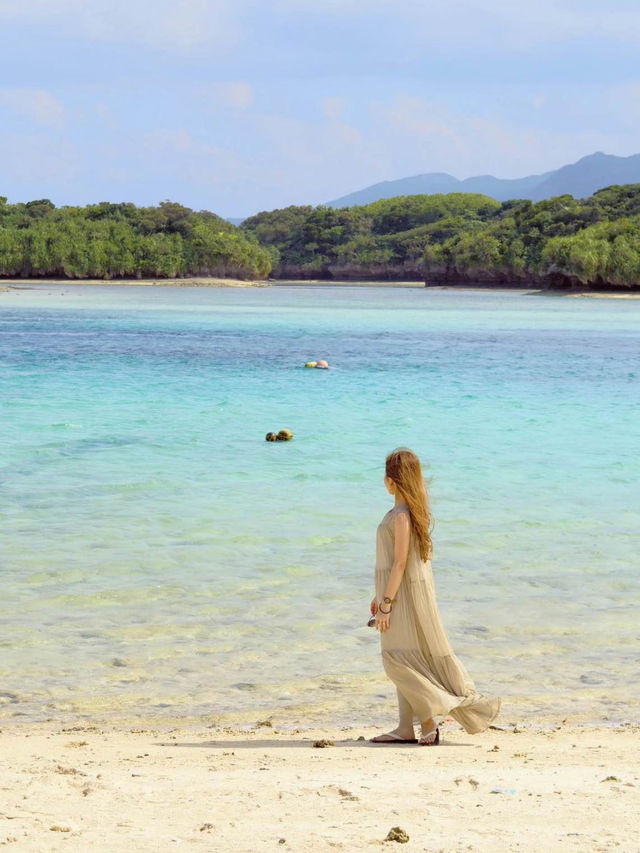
375, 504, 501, 734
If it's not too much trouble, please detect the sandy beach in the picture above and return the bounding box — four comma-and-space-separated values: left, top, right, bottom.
0, 278, 268, 290
1, 720, 638, 852
565, 291, 640, 299
3, 280, 639, 296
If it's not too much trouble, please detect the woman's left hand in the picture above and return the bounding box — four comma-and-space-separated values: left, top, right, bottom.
375, 608, 391, 632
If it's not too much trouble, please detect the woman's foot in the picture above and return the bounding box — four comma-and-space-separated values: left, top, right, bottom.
370, 726, 417, 744
418, 718, 440, 746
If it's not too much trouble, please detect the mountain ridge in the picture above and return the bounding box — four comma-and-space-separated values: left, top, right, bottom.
327, 152, 640, 207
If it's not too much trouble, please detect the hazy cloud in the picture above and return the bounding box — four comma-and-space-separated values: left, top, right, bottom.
0, 132, 80, 189
0, 88, 64, 126
369, 93, 632, 180
2, 0, 640, 55
220, 82, 254, 109
322, 97, 345, 121
0, 0, 241, 53
277, 0, 640, 46
144, 128, 197, 154
134, 128, 246, 186
486, 0, 640, 45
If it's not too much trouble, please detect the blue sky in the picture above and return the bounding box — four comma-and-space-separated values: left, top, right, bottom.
0, 0, 639, 217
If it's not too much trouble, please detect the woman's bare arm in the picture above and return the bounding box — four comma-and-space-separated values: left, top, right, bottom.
376, 511, 410, 632
384, 511, 411, 601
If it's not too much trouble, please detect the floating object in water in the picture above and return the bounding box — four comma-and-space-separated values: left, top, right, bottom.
304, 361, 317, 368
315, 360, 329, 369
265, 429, 293, 442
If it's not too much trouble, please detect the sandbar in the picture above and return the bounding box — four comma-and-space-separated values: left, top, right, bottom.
0, 277, 268, 289
3, 280, 639, 297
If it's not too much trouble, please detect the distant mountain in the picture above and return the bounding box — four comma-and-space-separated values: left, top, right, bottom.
327, 152, 640, 207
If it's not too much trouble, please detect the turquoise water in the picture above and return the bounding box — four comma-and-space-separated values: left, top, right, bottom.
1, 283, 639, 728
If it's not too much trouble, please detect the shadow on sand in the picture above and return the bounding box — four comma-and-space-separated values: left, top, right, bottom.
154, 737, 474, 750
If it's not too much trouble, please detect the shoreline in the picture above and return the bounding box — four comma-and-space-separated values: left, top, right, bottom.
0, 277, 268, 290
0, 711, 636, 735
273, 281, 640, 297
1, 719, 638, 852
2, 279, 639, 298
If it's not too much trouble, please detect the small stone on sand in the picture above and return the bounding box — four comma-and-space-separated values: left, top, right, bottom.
385, 826, 409, 843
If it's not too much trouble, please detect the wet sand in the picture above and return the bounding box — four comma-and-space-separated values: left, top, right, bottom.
565, 291, 640, 299
1, 720, 638, 852
3, 280, 639, 296
0, 278, 268, 289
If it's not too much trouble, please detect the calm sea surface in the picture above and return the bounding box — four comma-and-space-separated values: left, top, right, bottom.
1, 283, 639, 729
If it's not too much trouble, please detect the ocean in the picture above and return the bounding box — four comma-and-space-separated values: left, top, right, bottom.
1, 283, 638, 729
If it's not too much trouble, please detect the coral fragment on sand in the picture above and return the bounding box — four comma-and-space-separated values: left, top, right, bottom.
385, 826, 409, 843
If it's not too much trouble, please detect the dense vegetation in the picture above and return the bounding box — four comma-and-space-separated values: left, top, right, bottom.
0, 198, 272, 280
242, 184, 640, 288
3, 185, 639, 287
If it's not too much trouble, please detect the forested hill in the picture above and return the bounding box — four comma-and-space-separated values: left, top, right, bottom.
241, 185, 640, 289
3, 188, 640, 288
0, 198, 272, 280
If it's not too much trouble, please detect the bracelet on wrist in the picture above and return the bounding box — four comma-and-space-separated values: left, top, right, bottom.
378, 605, 392, 614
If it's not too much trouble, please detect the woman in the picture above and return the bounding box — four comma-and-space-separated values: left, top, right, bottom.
371, 447, 501, 745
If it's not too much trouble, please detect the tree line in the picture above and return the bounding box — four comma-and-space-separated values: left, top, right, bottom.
3, 186, 639, 287
0, 198, 272, 280
241, 185, 640, 288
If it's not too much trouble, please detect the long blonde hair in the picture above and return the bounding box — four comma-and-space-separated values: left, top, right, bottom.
385, 447, 433, 560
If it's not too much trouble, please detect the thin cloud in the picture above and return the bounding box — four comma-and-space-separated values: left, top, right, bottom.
322, 97, 345, 121
275, 0, 640, 47
369, 93, 634, 180
0, 88, 64, 127
0, 132, 80, 190
0, 0, 241, 53
220, 82, 254, 109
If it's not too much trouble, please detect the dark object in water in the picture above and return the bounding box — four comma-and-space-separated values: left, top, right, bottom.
265, 429, 293, 441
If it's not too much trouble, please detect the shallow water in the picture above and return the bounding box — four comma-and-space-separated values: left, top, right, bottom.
1, 283, 639, 728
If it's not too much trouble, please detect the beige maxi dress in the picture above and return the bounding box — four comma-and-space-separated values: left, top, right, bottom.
375, 504, 501, 734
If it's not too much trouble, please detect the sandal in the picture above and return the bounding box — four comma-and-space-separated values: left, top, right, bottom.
370, 732, 418, 744
418, 727, 440, 746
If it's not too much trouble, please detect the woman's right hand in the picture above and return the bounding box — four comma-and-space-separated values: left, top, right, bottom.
370, 598, 378, 616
